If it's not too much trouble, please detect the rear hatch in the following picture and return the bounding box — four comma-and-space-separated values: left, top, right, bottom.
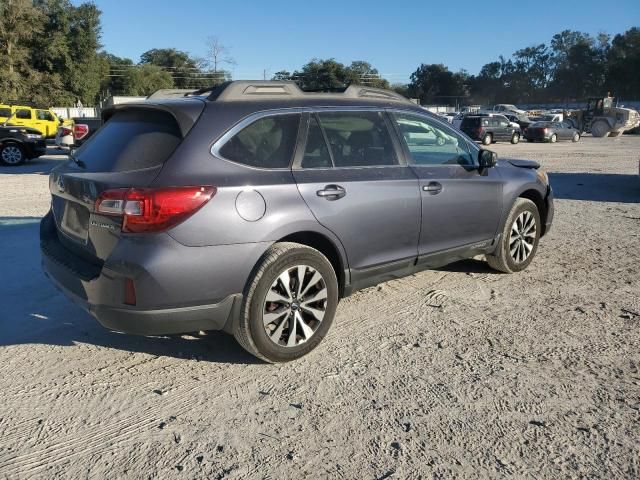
46, 101, 204, 266
460, 117, 482, 138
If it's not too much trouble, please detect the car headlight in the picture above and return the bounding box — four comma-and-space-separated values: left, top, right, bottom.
24, 133, 42, 139
537, 169, 549, 184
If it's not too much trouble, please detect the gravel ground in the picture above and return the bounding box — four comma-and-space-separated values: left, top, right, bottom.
0, 137, 639, 479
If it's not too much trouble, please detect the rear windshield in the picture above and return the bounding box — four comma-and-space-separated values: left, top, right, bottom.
74, 109, 181, 172
460, 117, 481, 128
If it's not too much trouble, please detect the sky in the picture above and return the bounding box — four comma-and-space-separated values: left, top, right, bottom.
84, 0, 640, 83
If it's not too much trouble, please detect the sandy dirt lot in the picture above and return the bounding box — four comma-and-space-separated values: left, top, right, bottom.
1, 137, 639, 479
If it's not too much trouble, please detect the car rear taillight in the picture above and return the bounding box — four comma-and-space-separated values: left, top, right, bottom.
95, 186, 216, 233
524, 128, 529, 134
73, 124, 89, 140
61, 127, 73, 136
474, 127, 484, 137
542, 128, 548, 134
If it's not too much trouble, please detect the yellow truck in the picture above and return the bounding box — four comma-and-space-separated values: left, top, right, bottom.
0, 104, 73, 138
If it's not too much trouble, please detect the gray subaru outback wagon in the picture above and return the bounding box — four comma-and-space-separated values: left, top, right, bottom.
41, 81, 554, 362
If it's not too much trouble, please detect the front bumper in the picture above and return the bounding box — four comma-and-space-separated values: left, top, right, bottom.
24, 141, 47, 158
543, 185, 554, 235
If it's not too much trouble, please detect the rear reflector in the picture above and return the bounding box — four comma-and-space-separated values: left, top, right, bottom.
73, 124, 89, 140
124, 278, 136, 306
95, 186, 216, 233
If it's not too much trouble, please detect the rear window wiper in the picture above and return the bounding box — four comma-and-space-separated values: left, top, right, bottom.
70, 149, 86, 168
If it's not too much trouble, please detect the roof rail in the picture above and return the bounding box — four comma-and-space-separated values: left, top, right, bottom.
181, 80, 412, 104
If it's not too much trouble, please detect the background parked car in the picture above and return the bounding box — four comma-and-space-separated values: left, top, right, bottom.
0, 123, 47, 165
0, 103, 72, 138
460, 114, 521, 145
71, 117, 102, 146
503, 113, 533, 131
524, 121, 580, 143
491, 104, 527, 115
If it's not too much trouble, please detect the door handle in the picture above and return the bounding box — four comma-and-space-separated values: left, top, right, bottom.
316, 184, 346, 200
422, 182, 442, 195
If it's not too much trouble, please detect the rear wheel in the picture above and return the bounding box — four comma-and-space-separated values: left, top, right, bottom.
0, 143, 26, 166
550, 133, 557, 143
234, 242, 339, 362
591, 121, 610, 138
510, 132, 520, 144
572, 132, 580, 142
486, 198, 541, 273
482, 133, 492, 145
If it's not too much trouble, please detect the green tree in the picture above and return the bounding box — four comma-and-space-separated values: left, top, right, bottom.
140, 48, 204, 88
0, 0, 44, 101
606, 27, 640, 99
122, 64, 173, 96
344, 61, 389, 89
409, 64, 468, 105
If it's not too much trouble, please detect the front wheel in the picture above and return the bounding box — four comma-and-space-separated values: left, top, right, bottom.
486, 198, 541, 273
0, 143, 26, 166
510, 132, 520, 144
591, 121, 610, 138
234, 242, 339, 362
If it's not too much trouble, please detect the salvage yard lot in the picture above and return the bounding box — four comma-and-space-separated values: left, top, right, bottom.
1, 137, 639, 479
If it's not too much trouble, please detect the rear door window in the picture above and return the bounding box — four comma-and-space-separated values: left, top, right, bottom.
0, 108, 10, 117
15, 109, 32, 119
74, 109, 182, 172
317, 111, 397, 167
301, 116, 332, 168
219, 114, 300, 169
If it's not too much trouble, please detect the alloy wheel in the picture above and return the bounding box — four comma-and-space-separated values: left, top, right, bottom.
1, 146, 23, 165
262, 265, 327, 347
509, 211, 536, 263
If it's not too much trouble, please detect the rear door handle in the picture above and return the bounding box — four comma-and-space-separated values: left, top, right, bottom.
317, 184, 346, 200
422, 182, 443, 195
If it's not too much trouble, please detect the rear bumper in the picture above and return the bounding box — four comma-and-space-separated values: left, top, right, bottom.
42, 251, 241, 334
40, 210, 267, 335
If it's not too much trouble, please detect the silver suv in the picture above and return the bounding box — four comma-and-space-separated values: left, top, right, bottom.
41, 81, 554, 362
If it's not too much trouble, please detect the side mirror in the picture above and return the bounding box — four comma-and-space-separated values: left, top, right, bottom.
478, 149, 497, 168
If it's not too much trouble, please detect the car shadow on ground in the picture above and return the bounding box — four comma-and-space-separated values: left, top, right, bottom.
0, 219, 261, 365
549, 172, 640, 203
437, 258, 497, 274
0, 151, 69, 175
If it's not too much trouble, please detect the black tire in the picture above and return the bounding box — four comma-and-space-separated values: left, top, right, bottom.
0, 143, 26, 166
482, 133, 492, 145
550, 133, 557, 143
510, 132, 520, 144
486, 198, 541, 274
572, 132, 580, 142
234, 242, 339, 362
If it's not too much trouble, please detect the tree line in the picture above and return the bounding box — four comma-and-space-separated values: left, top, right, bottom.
0, 0, 638, 107
404, 28, 640, 106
